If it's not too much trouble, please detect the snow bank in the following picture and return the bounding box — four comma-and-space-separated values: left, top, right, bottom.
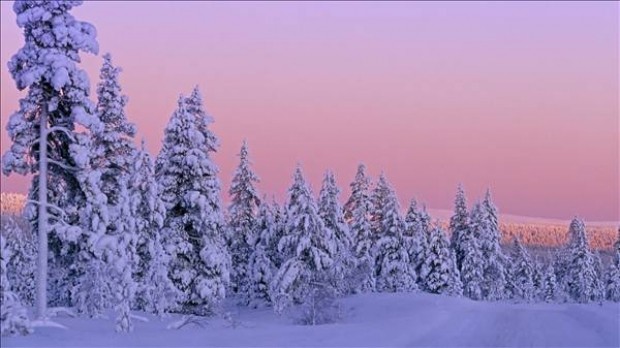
4, 292, 618, 347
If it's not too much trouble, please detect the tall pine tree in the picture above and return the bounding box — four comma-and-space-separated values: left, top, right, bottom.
2, 0, 102, 318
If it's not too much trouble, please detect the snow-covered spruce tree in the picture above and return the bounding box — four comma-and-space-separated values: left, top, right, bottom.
420, 224, 462, 296
3, 217, 36, 306
459, 234, 485, 300
318, 171, 355, 295
89, 52, 138, 331
449, 184, 470, 273
0, 234, 32, 336
129, 142, 178, 316
345, 164, 375, 293
156, 95, 229, 316
227, 140, 260, 304
370, 173, 390, 239
592, 251, 606, 302
541, 264, 561, 303
270, 166, 338, 324
265, 200, 287, 271
248, 200, 276, 308
2, 0, 102, 318
531, 258, 544, 301
605, 229, 620, 302
373, 179, 417, 292
563, 218, 599, 303
343, 163, 373, 222
508, 237, 535, 302
472, 197, 508, 301
403, 200, 431, 286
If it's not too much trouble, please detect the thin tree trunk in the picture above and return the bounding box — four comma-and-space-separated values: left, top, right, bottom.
36, 104, 48, 319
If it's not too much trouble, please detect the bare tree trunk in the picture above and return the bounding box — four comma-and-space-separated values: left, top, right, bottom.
36, 104, 48, 319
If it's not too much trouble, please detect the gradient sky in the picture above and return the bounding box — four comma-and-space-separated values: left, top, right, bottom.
1, 1, 618, 221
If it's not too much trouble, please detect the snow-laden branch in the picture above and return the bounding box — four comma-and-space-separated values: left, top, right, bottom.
47, 126, 76, 142
48, 158, 79, 172
26, 199, 67, 218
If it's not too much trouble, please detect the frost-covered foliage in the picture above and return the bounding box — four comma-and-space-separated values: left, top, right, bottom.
129, 143, 177, 315
3, 217, 36, 306
373, 178, 417, 292
318, 171, 355, 295
420, 225, 462, 296
449, 185, 469, 273
73, 255, 111, 318
1, 234, 32, 337
403, 200, 430, 286
508, 238, 534, 302
470, 196, 507, 301
227, 140, 260, 304
248, 201, 276, 308
345, 164, 375, 293
605, 230, 620, 302
156, 95, 229, 316
563, 218, 600, 303
2, 0, 102, 311
270, 166, 336, 319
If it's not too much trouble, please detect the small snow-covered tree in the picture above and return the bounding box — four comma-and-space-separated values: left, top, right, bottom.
270, 166, 337, 323
73, 255, 111, 318
420, 225, 462, 296
1, 234, 32, 336
156, 95, 229, 316
531, 258, 544, 301
509, 238, 535, 302
563, 218, 599, 303
449, 185, 470, 273
318, 171, 354, 295
3, 217, 36, 306
2, 0, 101, 318
373, 179, 416, 292
129, 143, 177, 315
248, 201, 276, 308
605, 229, 620, 302
227, 140, 260, 304
403, 200, 430, 286
541, 264, 561, 303
346, 165, 375, 293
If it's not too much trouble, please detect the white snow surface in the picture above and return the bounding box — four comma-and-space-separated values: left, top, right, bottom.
5, 292, 619, 347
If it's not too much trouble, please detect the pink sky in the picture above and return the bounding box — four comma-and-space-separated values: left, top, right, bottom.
1, 1, 618, 221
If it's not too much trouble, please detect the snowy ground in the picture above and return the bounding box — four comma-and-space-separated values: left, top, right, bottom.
5, 292, 619, 347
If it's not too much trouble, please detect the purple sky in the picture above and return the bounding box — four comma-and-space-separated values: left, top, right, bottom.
1, 1, 618, 221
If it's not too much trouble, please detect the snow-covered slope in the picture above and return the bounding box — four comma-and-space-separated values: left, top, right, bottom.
5, 292, 619, 347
